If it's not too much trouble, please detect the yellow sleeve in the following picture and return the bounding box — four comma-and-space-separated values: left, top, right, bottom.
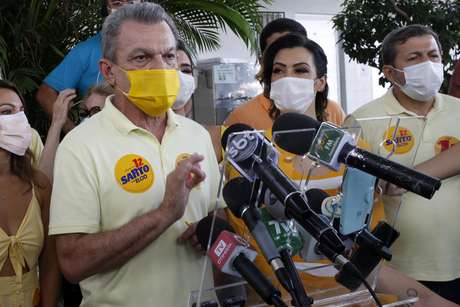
29, 128, 44, 168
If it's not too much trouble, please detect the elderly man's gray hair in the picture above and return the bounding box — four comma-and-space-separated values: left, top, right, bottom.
101, 2, 179, 62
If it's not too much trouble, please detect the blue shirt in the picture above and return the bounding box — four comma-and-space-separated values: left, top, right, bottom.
44, 33, 103, 96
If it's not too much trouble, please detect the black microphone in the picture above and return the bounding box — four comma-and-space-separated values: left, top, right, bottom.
224, 177, 312, 307
221, 124, 345, 255
196, 216, 287, 307
223, 177, 294, 294
272, 112, 441, 199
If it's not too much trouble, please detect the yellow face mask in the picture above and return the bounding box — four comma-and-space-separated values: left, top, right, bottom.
118, 68, 180, 117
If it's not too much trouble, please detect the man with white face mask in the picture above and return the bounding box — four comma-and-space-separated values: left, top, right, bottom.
344, 24, 460, 304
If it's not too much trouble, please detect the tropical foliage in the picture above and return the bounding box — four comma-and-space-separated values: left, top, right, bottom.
333, 0, 460, 89
0, 0, 269, 130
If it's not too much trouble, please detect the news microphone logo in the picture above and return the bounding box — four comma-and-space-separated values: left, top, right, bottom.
226, 132, 259, 163
214, 240, 227, 257
208, 230, 257, 277
308, 123, 356, 170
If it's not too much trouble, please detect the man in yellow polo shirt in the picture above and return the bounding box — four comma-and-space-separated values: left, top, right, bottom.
345, 24, 460, 304
49, 3, 220, 306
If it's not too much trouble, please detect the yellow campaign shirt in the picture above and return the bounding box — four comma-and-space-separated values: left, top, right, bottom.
30, 128, 43, 168
345, 89, 460, 282
49, 97, 220, 307
223, 94, 385, 292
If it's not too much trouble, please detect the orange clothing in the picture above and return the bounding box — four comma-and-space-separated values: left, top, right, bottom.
224, 93, 346, 129
223, 94, 385, 297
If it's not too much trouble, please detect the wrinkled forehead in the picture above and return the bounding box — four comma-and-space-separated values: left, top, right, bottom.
115, 20, 176, 59
394, 34, 440, 57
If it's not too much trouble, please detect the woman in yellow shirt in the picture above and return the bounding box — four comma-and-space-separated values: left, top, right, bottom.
0, 80, 60, 307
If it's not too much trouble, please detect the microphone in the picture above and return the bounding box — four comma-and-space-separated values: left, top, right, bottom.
223, 177, 295, 295
196, 216, 287, 307
272, 113, 441, 199
221, 124, 345, 255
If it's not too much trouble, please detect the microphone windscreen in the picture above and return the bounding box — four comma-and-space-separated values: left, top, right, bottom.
305, 188, 330, 214
223, 177, 253, 218
272, 112, 321, 155
221, 123, 253, 149
196, 215, 234, 250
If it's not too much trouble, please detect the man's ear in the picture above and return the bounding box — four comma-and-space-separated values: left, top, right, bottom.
383, 65, 406, 86
99, 59, 116, 86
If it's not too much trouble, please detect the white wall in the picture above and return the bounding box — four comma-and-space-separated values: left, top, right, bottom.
197, 0, 387, 114
198, 0, 342, 63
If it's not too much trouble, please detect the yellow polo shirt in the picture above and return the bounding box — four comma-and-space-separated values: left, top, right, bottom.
49, 97, 220, 306
345, 89, 460, 282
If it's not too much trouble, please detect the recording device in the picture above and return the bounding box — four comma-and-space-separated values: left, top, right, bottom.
222, 124, 345, 256
272, 112, 441, 199
223, 177, 294, 294
196, 216, 287, 307
299, 189, 399, 291
339, 168, 376, 235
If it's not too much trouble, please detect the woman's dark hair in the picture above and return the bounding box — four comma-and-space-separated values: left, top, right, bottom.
0, 80, 41, 187
259, 33, 329, 122
259, 18, 307, 53
177, 39, 194, 68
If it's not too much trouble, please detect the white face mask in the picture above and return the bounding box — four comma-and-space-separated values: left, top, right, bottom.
172, 71, 195, 111
0, 111, 32, 156
270, 77, 316, 114
393, 61, 444, 102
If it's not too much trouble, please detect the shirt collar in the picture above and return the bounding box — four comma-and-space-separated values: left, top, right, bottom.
384, 88, 444, 116
101, 95, 180, 136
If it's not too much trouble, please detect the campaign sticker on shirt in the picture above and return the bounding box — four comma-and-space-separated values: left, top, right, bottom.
114, 154, 154, 193
435, 136, 459, 155
382, 126, 414, 154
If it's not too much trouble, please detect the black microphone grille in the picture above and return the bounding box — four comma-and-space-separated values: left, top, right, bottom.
272, 112, 321, 156
221, 123, 253, 149
223, 177, 253, 218
305, 188, 330, 214
195, 215, 234, 250
222, 123, 262, 163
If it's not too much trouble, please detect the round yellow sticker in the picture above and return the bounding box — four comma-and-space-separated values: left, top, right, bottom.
382, 126, 414, 154
114, 154, 154, 193
435, 136, 459, 155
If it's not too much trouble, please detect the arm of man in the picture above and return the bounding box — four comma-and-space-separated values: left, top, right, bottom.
414, 143, 460, 180
377, 265, 459, 307
55, 153, 206, 283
